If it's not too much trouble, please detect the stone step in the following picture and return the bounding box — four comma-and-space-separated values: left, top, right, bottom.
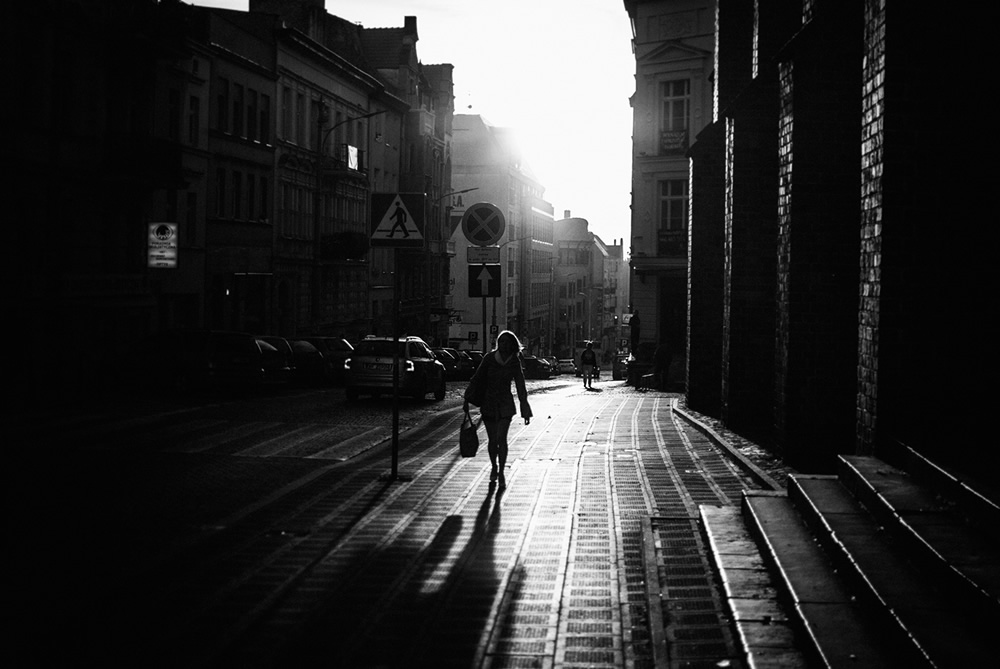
790, 474, 995, 668
739, 491, 899, 668
700, 502, 814, 668
703, 448, 1000, 669
837, 455, 1000, 615
902, 445, 1000, 531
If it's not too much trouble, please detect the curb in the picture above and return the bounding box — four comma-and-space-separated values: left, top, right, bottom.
670, 398, 783, 492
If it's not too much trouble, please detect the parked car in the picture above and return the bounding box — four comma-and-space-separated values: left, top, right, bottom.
254, 338, 293, 387
302, 336, 354, 383
128, 330, 266, 394
466, 350, 484, 368
432, 348, 460, 379
287, 338, 326, 384
556, 359, 578, 375
439, 347, 475, 380
345, 336, 446, 401
522, 355, 552, 380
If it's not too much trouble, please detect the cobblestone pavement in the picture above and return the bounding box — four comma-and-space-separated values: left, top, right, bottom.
16, 380, 786, 668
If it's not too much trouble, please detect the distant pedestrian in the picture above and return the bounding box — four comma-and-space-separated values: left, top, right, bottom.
629, 310, 641, 351
464, 330, 532, 490
580, 341, 597, 389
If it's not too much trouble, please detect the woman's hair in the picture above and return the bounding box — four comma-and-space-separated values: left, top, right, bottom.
494, 330, 523, 351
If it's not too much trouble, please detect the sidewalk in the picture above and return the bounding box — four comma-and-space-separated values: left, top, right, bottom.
20, 384, 789, 668
229, 387, 781, 667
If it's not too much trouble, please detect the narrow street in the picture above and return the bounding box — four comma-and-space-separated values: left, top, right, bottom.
13, 378, 784, 668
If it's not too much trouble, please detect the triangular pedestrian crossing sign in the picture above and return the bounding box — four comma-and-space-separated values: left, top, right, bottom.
371, 194, 424, 247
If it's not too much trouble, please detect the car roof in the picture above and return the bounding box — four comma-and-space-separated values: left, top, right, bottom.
362, 336, 427, 343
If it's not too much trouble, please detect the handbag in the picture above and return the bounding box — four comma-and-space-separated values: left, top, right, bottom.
465, 363, 487, 407
459, 409, 480, 457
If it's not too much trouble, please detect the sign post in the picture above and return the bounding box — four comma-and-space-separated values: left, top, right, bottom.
371, 193, 425, 481
462, 203, 506, 355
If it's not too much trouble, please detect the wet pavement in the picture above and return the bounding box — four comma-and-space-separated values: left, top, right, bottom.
14, 381, 788, 668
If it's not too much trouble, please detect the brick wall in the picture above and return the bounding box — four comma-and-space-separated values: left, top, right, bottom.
856, 3, 992, 470
693, 0, 993, 480
857, 0, 885, 454
774, 3, 864, 472
775, 59, 793, 453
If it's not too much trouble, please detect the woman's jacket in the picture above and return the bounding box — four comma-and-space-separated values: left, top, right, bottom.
466, 351, 532, 420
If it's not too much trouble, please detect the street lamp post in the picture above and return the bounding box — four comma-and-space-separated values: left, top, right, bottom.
311, 106, 386, 327
578, 291, 590, 342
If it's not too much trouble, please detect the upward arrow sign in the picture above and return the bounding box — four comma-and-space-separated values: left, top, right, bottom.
468, 263, 500, 297
478, 266, 493, 294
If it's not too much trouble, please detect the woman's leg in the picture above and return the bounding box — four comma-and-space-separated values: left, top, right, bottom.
495, 417, 512, 486
484, 417, 499, 478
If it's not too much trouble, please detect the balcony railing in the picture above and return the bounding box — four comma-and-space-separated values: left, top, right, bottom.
657, 229, 688, 256
659, 129, 688, 155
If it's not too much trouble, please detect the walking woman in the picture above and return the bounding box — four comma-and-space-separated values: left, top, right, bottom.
463, 330, 532, 489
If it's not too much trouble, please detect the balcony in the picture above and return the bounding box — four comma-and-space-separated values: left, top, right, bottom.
659, 129, 688, 156
657, 229, 688, 257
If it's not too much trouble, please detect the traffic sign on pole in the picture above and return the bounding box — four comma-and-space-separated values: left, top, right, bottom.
461, 202, 505, 246
467, 246, 500, 264
468, 264, 501, 298
371, 193, 425, 248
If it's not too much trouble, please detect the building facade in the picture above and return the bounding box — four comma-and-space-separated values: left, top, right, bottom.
13, 0, 196, 404
602, 239, 631, 357
624, 0, 716, 373
199, 9, 278, 335
684, 0, 993, 481
449, 115, 554, 355
552, 215, 604, 360
247, 1, 425, 343
14, 0, 464, 402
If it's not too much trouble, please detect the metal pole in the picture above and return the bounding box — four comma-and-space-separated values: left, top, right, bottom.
391, 248, 400, 479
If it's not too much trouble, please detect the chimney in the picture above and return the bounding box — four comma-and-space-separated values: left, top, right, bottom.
564, 210, 571, 219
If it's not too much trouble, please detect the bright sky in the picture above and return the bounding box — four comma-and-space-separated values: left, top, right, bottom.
189, 0, 636, 245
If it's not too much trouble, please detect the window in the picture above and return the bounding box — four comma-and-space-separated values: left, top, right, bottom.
247, 89, 257, 142
232, 171, 242, 219
259, 176, 268, 220
657, 179, 688, 256
296, 93, 305, 145
281, 87, 292, 140
188, 95, 200, 146
281, 183, 291, 232
659, 79, 690, 154
232, 84, 244, 137
334, 111, 344, 152
217, 77, 229, 132
310, 99, 321, 149
215, 169, 226, 217
260, 94, 271, 144
247, 174, 256, 221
